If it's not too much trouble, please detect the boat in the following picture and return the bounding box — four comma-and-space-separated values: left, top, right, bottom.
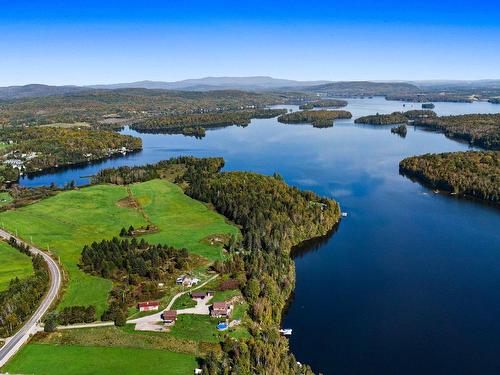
341, 212, 348, 217
279, 328, 293, 336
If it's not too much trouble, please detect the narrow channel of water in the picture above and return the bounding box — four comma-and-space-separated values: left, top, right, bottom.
21, 97, 500, 374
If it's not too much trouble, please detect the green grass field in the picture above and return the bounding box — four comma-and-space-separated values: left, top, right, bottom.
0, 179, 237, 316
168, 314, 223, 343
0, 192, 12, 207
0, 240, 33, 291
3, 343, 197, 375
130, 179, 238, 261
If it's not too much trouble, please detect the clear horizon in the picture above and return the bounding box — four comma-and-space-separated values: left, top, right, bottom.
1, 0, 499, 86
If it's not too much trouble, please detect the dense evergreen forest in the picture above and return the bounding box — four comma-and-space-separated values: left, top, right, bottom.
278, 110, 352, 127
129, 109, 287, 135
0, 242, 48, 337
413, 113, 500, 150
0, 127, 142, 179
299, 99, 348, 109
81, 237, 190, 281
185, 170, 339, 374
355, 110, 436, 125
400, 151, 499, 203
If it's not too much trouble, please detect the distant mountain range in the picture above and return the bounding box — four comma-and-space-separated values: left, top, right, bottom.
1, 77, 499, 100
87, 76, 331, 91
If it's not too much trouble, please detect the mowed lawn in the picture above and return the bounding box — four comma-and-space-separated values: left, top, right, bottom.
132, 179, 238, 261
3, 343, 197, 375
0, 179, 237, 316
0, 240, 33, 291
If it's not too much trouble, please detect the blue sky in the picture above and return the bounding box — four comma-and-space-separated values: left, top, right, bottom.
1, 0, 499, 85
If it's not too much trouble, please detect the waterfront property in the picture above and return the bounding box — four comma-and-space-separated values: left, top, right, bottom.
211, 302, 231, 318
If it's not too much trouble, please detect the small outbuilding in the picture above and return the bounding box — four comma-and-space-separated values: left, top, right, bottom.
191, 291, 214, 299
137, 301, 160, 312
161, 310, 177, 324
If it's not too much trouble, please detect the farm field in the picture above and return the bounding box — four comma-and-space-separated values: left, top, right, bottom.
3, 343, 197, 375
0, 179, 236, 316
0, 240, 33, 291
130, 179, 238, 261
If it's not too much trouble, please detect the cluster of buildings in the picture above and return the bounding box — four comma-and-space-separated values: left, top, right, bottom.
2, 151, 38, 171
137, 289, 233, 327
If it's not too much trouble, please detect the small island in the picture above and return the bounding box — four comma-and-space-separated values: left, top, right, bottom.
399, 151, 499, 203
355, 110, 436, 125
489, 98, 500, 104
299, 99, 348, 110
422, 103, 435, 109
391, 124, 407, 137
277, 110, 352, 128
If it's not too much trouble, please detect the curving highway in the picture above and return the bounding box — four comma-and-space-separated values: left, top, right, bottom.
0, 228, 62, 368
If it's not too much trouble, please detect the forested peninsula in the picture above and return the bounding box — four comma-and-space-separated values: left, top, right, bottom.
278, 110, 352, 127
413, 113, 500, 150
93, 157, 341, 373
129, 108, 287, 135
399, 151, 499, 203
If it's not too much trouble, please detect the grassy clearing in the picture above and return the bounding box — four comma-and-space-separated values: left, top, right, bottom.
3, 343, 197, 375
0, 179, 237, 316
130, 179, 238, 261
211, 289, 241, 303
171, 293, 197, 310
168, 314, 222, 343
0, 240, 33, 291
0, 192, 12, 207
0, 184, 147, 315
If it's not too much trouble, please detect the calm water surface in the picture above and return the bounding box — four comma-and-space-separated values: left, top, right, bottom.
21, 97, 500, 374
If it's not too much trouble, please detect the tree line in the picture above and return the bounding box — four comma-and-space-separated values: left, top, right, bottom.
92, 156, 224, 185
299, 99, 348, 109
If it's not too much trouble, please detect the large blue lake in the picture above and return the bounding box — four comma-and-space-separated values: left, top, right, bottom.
21, 97, 500, 374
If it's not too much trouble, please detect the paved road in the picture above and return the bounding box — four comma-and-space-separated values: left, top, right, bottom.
0, 229, 62, 368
